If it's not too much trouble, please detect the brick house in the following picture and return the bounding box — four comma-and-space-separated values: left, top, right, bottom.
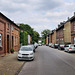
56, 23, 64, 44
0, 12, 20, 56
46, 35, 48, 45
64, 21, 71, 44
49, 34, 52, 43
51, 30, 56, 44
70, 14, 75, 44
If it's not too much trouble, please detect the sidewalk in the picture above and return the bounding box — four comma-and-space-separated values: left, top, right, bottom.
0, 52, 25, 75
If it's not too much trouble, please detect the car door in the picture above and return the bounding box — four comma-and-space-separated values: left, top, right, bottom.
65, 45, 69, 51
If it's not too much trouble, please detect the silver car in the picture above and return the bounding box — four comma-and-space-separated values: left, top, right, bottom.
18, 46, 34, 60
64, 44, 75, 52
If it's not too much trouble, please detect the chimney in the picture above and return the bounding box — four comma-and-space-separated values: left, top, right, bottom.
68, 17, 69, 20
74, 12, 75, 16
58, 25, 60, 28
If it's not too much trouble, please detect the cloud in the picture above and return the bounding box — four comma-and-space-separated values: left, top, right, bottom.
0, 0, 75, 36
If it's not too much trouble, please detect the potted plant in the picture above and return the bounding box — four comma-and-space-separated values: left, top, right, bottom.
10, 48, 14, 53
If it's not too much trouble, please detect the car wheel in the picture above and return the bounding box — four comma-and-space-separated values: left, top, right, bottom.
58, 47, 60, 50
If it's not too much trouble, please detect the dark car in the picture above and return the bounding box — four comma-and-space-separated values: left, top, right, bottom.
54, 44, 59, 48
58, 44, 65, 50
46, 44, 49, 46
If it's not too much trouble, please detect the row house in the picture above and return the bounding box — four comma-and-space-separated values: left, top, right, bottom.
46, 30, 56, 44
70, 14, 75, 44
64, 13, 75, 44
64, 21, 71, 44
52, 30, 56, 44
56, 23, 64, 44
45, 12, 75, 45
0, 12, 20, 56
49, 34, 52, 43
46, 35, 49, 45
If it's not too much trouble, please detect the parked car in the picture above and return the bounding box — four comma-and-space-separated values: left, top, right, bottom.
38, 43, 42, 46
64, 44, 75, 53
58, 44, 65, 50
51, 44, 54, 48
54, 44, 59, 48
49, 43, 52, 47
18, 46, 34, 60
28, 44, 35, 52
34, 43, 38, 48
46, 44, 49, 46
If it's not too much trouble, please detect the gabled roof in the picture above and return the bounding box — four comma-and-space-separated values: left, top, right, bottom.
69, 15, 75, 22
56, 24, 64, 31
0, 12, 20, 29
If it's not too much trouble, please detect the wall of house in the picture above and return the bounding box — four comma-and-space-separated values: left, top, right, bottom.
46, 36, 48, 44
49, 34, 51, 43
54, 31, 56, 44
56, 27, 64, 44
0, 14, 20, 55
71, 20, 75, 44
64, 21, 71, 44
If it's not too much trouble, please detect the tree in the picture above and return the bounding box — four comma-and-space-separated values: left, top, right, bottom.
32, 31, 40, 43
19, 24, 40, 44
20, 31, 28, 45
19, 24, 34, 36
41, 29, 51, 39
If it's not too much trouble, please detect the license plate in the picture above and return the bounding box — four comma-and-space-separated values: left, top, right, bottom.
22, 55, 28, 57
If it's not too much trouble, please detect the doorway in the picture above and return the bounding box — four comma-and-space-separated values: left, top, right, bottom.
12, 36, 14, 48
7, 35, 9, 53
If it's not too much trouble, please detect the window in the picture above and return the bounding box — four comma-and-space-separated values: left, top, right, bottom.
15, 37, 16, 46
12, 26, 14, 31
73, 23, 75, 31
0, 34, 2, 46
7, 23, 9, 28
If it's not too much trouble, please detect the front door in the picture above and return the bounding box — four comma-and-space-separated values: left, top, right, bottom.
7, 35, 9, 53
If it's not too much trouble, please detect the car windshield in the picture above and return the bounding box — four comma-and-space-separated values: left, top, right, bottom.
55, 44, 58, 45
65, 45, 69, 47
20, 47, 32, 51
60, 45, 64, 46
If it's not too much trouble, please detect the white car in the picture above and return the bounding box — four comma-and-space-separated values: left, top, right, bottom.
28, 44, 35, 52
18, 46, 34, 60
34, 43, 38, 48
64, 44, 75, 52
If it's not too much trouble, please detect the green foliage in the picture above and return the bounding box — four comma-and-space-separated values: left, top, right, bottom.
32, 31, 40, 43
10, 48, 14, 53
19, 24, 34, 36
20, 31, 28, 45
41, 29, 51, 39
19, 24, 40, 44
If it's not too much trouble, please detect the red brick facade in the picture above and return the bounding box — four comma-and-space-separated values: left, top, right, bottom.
56, 25, 64, 44
0, 12, 20, 55
70, 17, 75, 44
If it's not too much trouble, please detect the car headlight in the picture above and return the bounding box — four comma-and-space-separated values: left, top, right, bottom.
30, 53, 33, 55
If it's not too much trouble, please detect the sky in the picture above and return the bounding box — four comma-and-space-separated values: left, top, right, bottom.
0, 0, 75, 36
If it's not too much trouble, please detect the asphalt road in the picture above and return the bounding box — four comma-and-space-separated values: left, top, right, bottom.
19, 46, 75, 75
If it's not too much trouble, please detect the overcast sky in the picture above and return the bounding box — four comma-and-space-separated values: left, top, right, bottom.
0, 0, 75, 36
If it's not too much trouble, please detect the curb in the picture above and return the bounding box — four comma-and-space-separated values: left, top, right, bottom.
15, 61, 26, 75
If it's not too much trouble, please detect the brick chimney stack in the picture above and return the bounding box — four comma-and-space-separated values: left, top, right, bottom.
68, 17, 69, 20
74, 12, 75, 16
